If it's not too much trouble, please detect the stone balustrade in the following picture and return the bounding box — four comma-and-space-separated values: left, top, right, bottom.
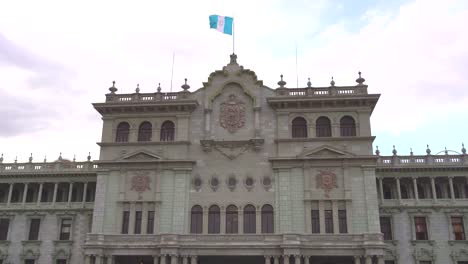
105, 91, 191, 103
274, 86, 368, 97
377, 154, 468, 167
0, 161, 98, 173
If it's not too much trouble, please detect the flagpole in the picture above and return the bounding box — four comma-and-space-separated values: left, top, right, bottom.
170, 51, 175, 92
295, 42, 299, 88
232, 18, 235, 54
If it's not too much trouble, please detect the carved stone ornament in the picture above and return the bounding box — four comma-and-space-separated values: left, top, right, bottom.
316, 169, 337, 198
220, 94, 246, 133
131, 172, 151, 193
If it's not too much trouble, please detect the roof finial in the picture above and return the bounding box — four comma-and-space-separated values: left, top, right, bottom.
375, 146, 380, 156
58, 152, 63, 161
73, 154, 76, 162
135, 84, 140, 94
181, 78, 190, 91
278, 74, 286, 88
44, 155, 47, 163
0, 153, 3, 163
462, 143, 466, 154
392, 145, 397, 156
157, 83, 161, 93
29, 153, 33, 163
426, 144, 431, 155
444, 147, 448, 155
410, 148, 414, 156
307, 77, 312, 88
109, 80, 118, 94
356, 71, 365, 85
14, 156, 17, 164
87, 152, 91, 161
230, 53, 238, 64
330, 76, 335, 87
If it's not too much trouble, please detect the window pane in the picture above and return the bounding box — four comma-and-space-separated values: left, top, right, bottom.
28, 219, 41, 240
451, 217, 466, 240
59, 218, 72, 240
121, 211, 130, 234
147, 211, 155, 234
338, 210, 347, 233
138, 122, 152, 142
243, 205, 256, 234
325, 210, 333, 233
0, 218, 9, 240
261, 205, 274, 233
380, 217, 393, 240
208, 206, 220, 234
115, 122, 130, 142
311, 210, 320, 233
226, 205, 238, 234
56, 260, 67, 264
340, 116, 356, 136
160, 121, 175, 141
191, 206, 203, 234
316, 117, 331, 137
134, 211, 142, 234
414, 217, 428, 240
292, 117, 307, 138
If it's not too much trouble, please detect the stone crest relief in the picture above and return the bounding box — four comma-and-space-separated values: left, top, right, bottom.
130, 172, 151, 198
316, 169, 337, 198
220, 94, 246, 133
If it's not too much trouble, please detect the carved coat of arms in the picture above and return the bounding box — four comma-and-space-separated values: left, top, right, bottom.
131, 172, 151, 193
220, 94, 245, 133
316, 169, 337, 198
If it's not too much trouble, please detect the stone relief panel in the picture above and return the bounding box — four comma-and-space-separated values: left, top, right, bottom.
309, 167, 345, 199
220, 94, 246, 133
125, 170, 157, 200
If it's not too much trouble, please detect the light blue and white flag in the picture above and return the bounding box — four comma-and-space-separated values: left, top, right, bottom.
209, 15, 233, 35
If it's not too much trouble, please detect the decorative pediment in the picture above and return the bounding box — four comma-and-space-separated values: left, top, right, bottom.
298, 145, 356, 158
118, 150, 164, 161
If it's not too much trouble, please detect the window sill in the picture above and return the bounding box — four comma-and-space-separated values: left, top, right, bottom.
53, 240, 73, 245
410, 240, 435, 246
21, 240, 42, 245
0, 240, 10, 245
384, 240, 398, 246
448, 240, 468, 245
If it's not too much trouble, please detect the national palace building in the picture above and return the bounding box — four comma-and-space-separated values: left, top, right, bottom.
0, 54, 467, 264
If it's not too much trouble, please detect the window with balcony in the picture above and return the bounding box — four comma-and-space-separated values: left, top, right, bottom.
414, 216, 429, 240
311, 210, 320, 234
380, 216, 393, 240
243, 205, 256, 234
291, 117, 307, 138
339, 116, 356, 136
160, 121, 175, 141
190, 205, 203, 234
316, 116, 331, 137
59, 218, 72, 240
0, 218, 10, 240
225, 205, 238, 234
452, 216, 466, 240
137, 121, 152, 142
115, 122, 130, 142
28, 218, 41, 240
208, 205, 220, 234
261, 204, 274, 233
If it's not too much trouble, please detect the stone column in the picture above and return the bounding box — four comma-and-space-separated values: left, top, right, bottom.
430, 177, 437, 201
256, 207, 261, 234
365, 256, 372, 264
182, 256, 188, 264
111, 256, 116, 264
332, 201, 339, 234
37, 183, 43, 205
68, 182, 74, 204
22, 183, 28, 205
82, 182, 88, 206
203, 209, 208, 234
129, 202, 135, 234
273, 256, 280, 264
153, 255, 159, 264
377, 256, 384, 264
254, 107, 261, 137
160, 255, 167, 264
353, 256, 361, 264
239, 210, 244, 234
395, 178, 401, 200
6, 183, 13, 205
264, 255, 271, 264
448, 176, 455, 200
52, 182, 58, 205
412, 177, 419, 201
378, 178, 384, 201
170, 255, 178, 264
84, 255, 91, 264
303, 256, 310, 264
283, 255, 290, 264
190, 256, 197, 264
204, 109, 211, 138
294, 255, 301, 264
142, 203, 148, 234
220, 207, 226, 234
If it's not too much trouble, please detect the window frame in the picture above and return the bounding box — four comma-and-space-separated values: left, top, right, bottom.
311, 209, 320, 234
160, 120, 175, 142
115, 122, 130, 143
27, 218, 41, 241
291, 116, 308, 138
208, 205, 221, 234
315, 116, 332, 137
137, 121, 152, 142
134, 211, 142, 234
147, 210, 155, 234
411, 215, 430, 241
339, 116, 356, 137
261, 204, 274, 234
243, 205, 256, 234
225, 205, 238, 234
190, 205, 203, 234
58, 216, 74, 241
0, 217, 12, 241
121, 210, 130, 234
379, 216, 393, 240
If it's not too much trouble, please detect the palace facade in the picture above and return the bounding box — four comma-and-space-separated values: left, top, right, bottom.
0, 54, 467, 264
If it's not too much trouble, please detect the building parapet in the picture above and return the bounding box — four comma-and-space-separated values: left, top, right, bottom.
274, 85, 368, 97
0, 161, 98, 174
376, 154, 468, 167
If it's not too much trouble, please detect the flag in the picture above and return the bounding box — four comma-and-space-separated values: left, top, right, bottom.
209, 15, 233, 35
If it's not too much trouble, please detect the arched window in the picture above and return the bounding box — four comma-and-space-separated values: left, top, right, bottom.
261, 204, 274, 233
226, 205, 238, 234
243, 205, 256, 234
190, 205, 203, 234
291, 117, 307, 138
137, 122, 152, 142
208, 205, 220, 234
417, 184, 426, 199
340, 116, 356, 136
160, 121, 175, 142
316, 117, 331, 137
115, 122, 130, 142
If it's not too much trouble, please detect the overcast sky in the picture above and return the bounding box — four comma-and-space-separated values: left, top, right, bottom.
1, 0, 467, 162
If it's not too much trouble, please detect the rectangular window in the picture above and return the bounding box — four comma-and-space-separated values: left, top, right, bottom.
0, 218, 10, 240
28, 218, 41, 240
338, 210, 347, 233
419, 261, 432, 264
311, 210, 320, 233
414, 216, 428, 240
56, 260, 67, 264
380, 216, 393, 240
59, 218, 72, 240
134, 211, 142, 234
25, 260, 35, 264
384, 261, 395, 264
121, 211, 130, 234
452, 216, 466, 240
147, 211, 155, 234
324, 210, 333, 234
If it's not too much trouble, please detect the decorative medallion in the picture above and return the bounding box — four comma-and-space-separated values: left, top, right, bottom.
220, 94, 246, 133
316, 169, 337, 198
131, 172, 151, 193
